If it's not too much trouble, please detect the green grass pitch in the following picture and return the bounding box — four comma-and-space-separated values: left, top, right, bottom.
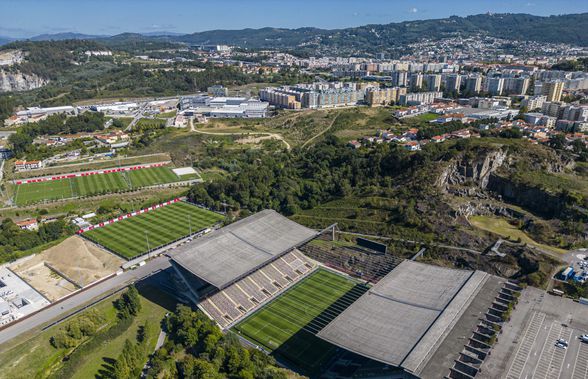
233, 268, 363, 375
14, 167, 185, 205
83, 202, 224, 259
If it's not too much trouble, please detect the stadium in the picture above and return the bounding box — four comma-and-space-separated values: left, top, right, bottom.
167, 209, 518, 378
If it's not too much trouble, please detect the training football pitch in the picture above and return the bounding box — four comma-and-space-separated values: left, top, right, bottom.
83, 202, 224, 259
233, 268, 367, 375
14, 167, 189, 205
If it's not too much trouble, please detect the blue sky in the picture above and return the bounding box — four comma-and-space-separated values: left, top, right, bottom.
1, 0, 587, 37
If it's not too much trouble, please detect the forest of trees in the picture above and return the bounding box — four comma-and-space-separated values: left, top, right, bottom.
146, 305, 295, 379
0, 218, 75, 263
8, 112, 106, 156
48, 285, 148, 379
188, 135, 458, 215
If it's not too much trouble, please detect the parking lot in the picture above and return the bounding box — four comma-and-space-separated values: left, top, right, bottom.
480, 287, 588, 379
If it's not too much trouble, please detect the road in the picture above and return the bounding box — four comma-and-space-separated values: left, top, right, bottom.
189, 118, 291, 150
301, 112, 340, 149
125, 102, 150, 131
0, 255, 171, 347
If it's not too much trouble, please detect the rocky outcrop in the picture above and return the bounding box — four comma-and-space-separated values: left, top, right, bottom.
437, 149, 509, 195
487, 175, 567, 218
455, 201, 524, 219
0, 70, 47, 92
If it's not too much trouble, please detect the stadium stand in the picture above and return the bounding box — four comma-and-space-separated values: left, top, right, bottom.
249, 270, 279, 295
171, 210, 318, 292
263, 263, 291, 287
317, 260, 497, 378
301, 241, 404, 282
237, 278, 267, 302
169, 210, 324, 329
198, 250, 317, 328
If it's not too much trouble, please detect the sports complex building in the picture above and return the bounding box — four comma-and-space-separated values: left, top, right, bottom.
171, 210, 319, 328
168, 209, 517, 379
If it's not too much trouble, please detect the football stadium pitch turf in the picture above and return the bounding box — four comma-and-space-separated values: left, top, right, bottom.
233, 268, 367, 375
83, 202, 224, 259
13, 167, 191, 205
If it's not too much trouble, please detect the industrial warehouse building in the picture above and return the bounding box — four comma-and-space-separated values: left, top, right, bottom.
179, 95, 269, 118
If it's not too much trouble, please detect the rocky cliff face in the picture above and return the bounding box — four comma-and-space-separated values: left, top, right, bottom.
0, 70, 47, 92
438, 146, 578, 219
436, 149, 509, 196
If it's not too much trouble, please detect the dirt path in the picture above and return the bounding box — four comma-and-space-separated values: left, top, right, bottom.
301, 112, 340, 149
190, 119, 291, 150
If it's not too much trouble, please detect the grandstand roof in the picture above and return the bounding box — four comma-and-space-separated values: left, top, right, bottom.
317, 260, 489, 375
171, 210, 318, 289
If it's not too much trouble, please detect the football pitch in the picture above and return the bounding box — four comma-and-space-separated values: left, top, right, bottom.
83, 202, 224, 259
14, 167, 189, 205
233, 268, 368, 375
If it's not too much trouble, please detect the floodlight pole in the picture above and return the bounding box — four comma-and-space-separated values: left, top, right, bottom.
145, 230, 151, 257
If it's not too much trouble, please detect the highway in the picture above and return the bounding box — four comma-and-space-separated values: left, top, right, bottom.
0, 255, 171, 347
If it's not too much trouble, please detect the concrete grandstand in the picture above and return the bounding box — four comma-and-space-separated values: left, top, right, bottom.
170, 210, 319, 328
317, 260, 508, 379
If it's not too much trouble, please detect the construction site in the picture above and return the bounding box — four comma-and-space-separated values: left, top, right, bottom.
10, 236, 123, 302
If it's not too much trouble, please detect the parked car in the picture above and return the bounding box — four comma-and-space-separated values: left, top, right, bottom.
555, 342, 568, 349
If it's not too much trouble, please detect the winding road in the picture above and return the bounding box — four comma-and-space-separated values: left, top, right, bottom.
189, 118, 291, 150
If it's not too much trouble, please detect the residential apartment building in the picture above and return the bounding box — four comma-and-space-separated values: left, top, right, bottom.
365, 87, 406, 106
485, 77, 504, 96
399, 91, 442, 106
444, 74, 461, 93
424, 74, 442, 92
409, 73, 423, 91
521, 95, 546, 111
541, 80, 565, 102
464, 76, 482, 94
392, 71, 408, 87
503, 77, 530, 95
259, 88, 301, 109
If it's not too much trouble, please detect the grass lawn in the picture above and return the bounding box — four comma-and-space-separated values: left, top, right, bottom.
0, 294, 118, 379
408, 112, 438, 122
469, 215, 568, 255
200, 168, 229, 182
14, 166, 184, 206
69, 295, 167, 379
83, 201, 224, 259
0, 292, 167, 379
233, 269, 366, 375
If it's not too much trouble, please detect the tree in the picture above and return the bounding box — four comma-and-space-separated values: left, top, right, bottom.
499, 128, 523, 139
183, 357, 223, 379
115, 285, 142, 319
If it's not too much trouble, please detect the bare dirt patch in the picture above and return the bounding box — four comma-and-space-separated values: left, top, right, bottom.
11, 262, 77, 302
10, 236, 123, 301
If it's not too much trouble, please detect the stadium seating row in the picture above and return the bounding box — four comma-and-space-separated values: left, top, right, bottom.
199, 249, 315, 328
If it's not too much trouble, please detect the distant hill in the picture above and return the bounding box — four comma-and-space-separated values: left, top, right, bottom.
29, 32, 108, 41
2, 13, 587, 52
171, 12, 588, 50
0, 36, 16, 46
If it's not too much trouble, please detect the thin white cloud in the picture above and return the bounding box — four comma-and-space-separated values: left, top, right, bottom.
408, 7, 418, 13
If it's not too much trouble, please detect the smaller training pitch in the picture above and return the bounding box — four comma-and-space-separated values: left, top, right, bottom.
233, 268, 366, 375
14, 166, 189, 205
83, 202, 224, 259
